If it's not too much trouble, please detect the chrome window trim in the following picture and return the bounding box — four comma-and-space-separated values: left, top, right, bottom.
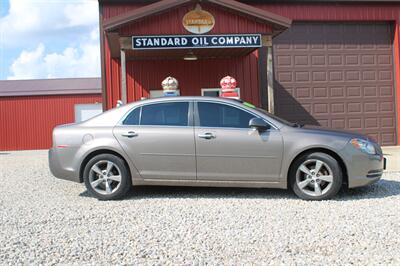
194, 126, 275, 132
118, 100, 192, 127
117, 99, 279, 130
120, 125, 193, 129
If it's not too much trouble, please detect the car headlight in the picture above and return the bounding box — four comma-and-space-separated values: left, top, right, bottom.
350, 138, 376, 155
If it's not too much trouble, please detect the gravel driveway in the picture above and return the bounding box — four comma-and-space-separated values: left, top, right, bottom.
0, 150, 399, 265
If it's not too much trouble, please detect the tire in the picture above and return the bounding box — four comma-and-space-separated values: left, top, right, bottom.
83, 154, 132, 200
289, 152, 342, 200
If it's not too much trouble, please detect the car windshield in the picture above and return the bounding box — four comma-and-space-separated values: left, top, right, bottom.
229, 99, 298, 127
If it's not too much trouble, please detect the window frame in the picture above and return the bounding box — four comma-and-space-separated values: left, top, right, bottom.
194, 100, 276, 130
149, 90, 181, 98
74, 103, 103, 123
119, 100, 193, 128
201, 88, 241, 97
122, 105, 141, 126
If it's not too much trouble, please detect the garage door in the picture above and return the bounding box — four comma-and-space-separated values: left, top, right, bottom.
273, 22, 396, 145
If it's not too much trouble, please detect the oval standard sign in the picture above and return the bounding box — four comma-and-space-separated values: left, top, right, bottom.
182, 5, 215, 34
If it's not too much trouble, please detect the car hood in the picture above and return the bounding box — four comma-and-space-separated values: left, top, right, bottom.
299, 125, 369, 140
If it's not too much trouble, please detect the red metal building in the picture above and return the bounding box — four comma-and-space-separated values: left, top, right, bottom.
0, 78, 102, 151
99, 0, 400, 146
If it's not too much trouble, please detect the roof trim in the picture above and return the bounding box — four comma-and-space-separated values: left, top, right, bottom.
104, 0, 192, 31
103, 0, 291, 32
99, 0, 400, 2
0, 78, 101, 97
209, 0, 291, 29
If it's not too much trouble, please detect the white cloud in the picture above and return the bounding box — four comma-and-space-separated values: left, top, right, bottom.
8, 30, 100, 79
1, 0, 99, 47
64, 2, 99, 27
1, 0, 100, 79
8, 43, 46, 79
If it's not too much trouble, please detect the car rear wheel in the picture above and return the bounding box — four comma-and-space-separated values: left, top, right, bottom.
83, 154, 131, 200
290, 152, 342, 200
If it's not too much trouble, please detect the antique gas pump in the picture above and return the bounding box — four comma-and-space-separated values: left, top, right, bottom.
161, 76, 180, 97
220, 75, 239, 99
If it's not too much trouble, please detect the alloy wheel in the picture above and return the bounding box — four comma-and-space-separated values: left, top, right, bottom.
88, 160, 122, 195
295, 159, 334, 197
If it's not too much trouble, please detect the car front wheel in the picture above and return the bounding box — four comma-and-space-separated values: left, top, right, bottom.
83, 154, 132, 200
290, 152, 342, 200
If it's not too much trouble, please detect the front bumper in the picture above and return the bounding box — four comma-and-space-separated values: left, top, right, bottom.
48, 148, 81, 183
345, 149, 385, 188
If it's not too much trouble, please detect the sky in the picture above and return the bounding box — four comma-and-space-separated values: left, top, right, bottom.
0, 0, 100, 80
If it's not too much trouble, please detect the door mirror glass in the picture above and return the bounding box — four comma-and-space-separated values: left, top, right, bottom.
249, 118, 270, 131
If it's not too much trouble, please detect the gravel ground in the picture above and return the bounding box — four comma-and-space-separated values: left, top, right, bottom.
0, 150, 399, 265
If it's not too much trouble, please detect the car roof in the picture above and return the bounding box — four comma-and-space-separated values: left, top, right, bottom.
127, 96, 244, 106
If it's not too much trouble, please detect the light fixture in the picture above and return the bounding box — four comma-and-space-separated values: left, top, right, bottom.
183, 51, 198, 61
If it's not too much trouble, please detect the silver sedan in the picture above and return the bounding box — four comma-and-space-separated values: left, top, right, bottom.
49, 97, 385, 200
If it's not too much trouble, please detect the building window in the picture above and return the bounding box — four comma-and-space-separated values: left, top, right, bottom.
201, 88, 240, 97
74, 103, 102, 123
201, 88, 220, 97
149, 90, 180, 98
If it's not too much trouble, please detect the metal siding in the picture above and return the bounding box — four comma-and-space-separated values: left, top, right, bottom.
274, 22, 396, 145
125, 54, 260, 105
254, 2, 400, 145
104, 37, 113, 109
103, 4, 132, 109
101, 2, 400, 143
0, 94, 102, 151
254, 3, 400, 21
118, 3, 272, 36
394, 23, 400, 145
102, 2, 270, 109
104, 37, 122, 109
103, 4, 144, 20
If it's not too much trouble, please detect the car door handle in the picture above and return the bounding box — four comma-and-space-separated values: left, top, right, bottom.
198, 132, 215, 139
122, 131, 138, 138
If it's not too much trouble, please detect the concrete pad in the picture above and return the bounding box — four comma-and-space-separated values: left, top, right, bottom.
382, 146, 400, 171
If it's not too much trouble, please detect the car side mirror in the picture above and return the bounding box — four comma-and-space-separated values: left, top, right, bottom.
249, 118, 270, 131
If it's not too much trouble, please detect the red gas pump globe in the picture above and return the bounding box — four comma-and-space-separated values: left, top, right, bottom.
220, 75, 239, 98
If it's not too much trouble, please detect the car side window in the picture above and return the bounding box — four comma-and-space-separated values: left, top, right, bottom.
123, 107, 141, 125
198, 102, 256, 128
141, 102, 189, 126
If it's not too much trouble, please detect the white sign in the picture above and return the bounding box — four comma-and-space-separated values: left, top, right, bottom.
132, 34, 262, 50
